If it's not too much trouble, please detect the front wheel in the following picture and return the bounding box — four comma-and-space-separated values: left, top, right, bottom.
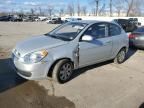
114, 48, 126, 64
52, 59, 73, 84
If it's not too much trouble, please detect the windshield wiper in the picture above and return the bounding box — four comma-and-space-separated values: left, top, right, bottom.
45, 33, 71, 41
45, 33, 65, 40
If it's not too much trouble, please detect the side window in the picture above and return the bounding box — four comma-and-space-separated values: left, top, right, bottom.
83, 23, 108, 39
109, 24, 121, 36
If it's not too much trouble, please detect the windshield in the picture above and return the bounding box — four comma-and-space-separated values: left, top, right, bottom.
46, 22, 87, 41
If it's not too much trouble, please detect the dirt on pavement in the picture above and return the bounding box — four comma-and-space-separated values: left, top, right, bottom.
0, 81, 75, 108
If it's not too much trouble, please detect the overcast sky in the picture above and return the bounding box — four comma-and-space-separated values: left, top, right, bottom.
0, 0, 108, 12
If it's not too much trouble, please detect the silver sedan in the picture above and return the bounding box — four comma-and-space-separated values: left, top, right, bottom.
12, 20, 129, 83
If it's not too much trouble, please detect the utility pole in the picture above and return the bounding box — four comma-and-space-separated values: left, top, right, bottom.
95, 0, 99, 16
110, 0, 112, 16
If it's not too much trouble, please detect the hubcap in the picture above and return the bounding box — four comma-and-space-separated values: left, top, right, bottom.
118, 50, 125, 62
59, 63, 72, 81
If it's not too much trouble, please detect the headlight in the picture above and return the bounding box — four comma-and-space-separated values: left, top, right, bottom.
21, 50, 48, 64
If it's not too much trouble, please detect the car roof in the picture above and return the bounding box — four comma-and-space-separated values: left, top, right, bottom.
72, 20, 118, 25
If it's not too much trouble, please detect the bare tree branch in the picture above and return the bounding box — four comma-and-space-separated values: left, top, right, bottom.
47, 5, 54, 17
38, 7, 44, 16
125, 0, 134, 16
109, 0, 112, 16
99, 3, 106, 16
94, 0, 99, 16
114, 0, 124, 17
67, 2, 75, 16
81, 6, 87, 16
59, 8, 65, 17
30, 8, 35, 15
77, 0, 81, 16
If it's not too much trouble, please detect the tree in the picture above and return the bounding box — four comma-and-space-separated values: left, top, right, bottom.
59, 8, 65, 17
30, 8, 35, 15
95, 0, 99, 16
109, 0, 112, 16
91, 0, 102, 16
81, 6, 87, 16
19, 8, 24, 15
47, 5, 54, 17
11, 9, 14, 15
125, 0, 142, 16
125, 0, 134, 16
133, 0, 142, 16
114, 0, 124, 17
0, 12, 8, 16
67, 2, 75, 16
99, 3, 106, 16
77, 0, 81, 16
91, 8, 96, 16
38, 7, 44, 16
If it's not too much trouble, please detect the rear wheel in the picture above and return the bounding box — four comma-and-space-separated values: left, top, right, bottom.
52, 59, 73, 84
114, 48, 126, 64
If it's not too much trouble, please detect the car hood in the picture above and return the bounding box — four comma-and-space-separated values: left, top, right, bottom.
14, 35, 68, 57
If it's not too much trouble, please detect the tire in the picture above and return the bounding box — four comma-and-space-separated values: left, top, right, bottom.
114, 48, 126, 64
52, 59, 73, 84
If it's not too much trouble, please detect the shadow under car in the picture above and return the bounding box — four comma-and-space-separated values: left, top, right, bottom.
0, 58, 26, 93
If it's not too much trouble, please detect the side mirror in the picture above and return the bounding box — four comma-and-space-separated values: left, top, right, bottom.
81, 35, 93, 41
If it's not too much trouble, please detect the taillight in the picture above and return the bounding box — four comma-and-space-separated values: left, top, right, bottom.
128, 34, 136, 39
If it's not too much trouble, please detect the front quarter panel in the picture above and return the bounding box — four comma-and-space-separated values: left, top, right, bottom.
46, 42, 78, 67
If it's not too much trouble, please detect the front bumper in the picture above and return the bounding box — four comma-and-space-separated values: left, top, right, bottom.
12, 54, 52, 80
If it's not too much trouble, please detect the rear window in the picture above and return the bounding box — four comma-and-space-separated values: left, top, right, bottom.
109, 24, 121, 36
117, 19, 128, 24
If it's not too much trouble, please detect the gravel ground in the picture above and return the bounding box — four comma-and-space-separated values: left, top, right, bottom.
0, 22, 144, 108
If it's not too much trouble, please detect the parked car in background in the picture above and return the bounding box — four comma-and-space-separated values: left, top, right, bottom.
65, 18, 82, 22
114, 19, 137, 32
0, 15, 12, 21
36, 16, 48, 21
128, 18, 141, 27
129, 26, 144, 49
48, 18, 63, 24
0, 15, 25, 22
12, 20, 129, 83
10, 17, 23, 22
45, 18, 51, 23
23, 16, 38, 22
23, 17, 33, 22
128, 18, 138, 23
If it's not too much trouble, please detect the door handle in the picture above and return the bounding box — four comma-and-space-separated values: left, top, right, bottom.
106, 41, 112, 44
103, 41, 112, 46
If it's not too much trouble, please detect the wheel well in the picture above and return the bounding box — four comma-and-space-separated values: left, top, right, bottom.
114, 46, 127, 59
47, 58, 73, 77
121, 46, 127, 52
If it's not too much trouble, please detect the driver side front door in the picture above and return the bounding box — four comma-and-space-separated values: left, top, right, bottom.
79, 22, 113, 67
